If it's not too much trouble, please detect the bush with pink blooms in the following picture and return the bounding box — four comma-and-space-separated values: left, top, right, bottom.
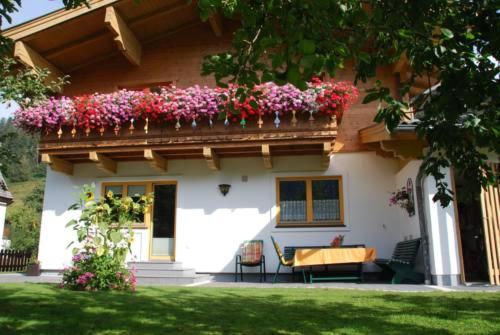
13, 80, 358, 134
60, 184, 153, 292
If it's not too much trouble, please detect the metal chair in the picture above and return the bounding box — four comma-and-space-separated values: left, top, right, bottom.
235, 240, 266, 282
270, 236, 296, 283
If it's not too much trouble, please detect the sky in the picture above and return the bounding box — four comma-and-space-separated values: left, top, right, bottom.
1, 1, 63, 119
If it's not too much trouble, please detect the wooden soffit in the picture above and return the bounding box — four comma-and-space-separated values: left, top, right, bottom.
359, 123, 426, 160
2, 0, 222, 73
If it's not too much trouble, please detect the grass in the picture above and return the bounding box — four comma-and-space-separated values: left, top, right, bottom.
7, 178, 45, 213
0, 284, 498, 335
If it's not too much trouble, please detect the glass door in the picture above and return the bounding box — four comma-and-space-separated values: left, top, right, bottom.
150, 183, 176, 259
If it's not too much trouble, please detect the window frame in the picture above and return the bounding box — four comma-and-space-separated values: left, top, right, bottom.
275, 176, 344, 228
101, 181, 153, 229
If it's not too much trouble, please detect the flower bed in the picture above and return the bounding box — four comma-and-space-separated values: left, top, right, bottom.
14, 79, 358, 136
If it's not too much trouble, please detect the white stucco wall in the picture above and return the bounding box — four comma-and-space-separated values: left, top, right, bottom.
0, 203, 6, 248
423, 168, 461, 281
394, 161, 422, 241
39, 151, 410, 272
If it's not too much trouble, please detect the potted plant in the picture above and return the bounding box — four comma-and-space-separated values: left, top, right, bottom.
389, 186, 415, 216
330, 234, 345, 247
26, 254, 41, 276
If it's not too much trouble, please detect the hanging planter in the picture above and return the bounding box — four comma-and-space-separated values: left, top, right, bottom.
389, 178, 416, 216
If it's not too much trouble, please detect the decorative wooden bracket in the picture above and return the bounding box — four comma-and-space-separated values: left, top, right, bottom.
208, 13, 222, 37
380, 140, 424, 160
261, 144, 272, 169
14, 41, 64, 84
322, 142, 332, 168
203, 147, 220, 170
104, 6, 142, 66
41, 154, 73, 175
144, 149, 167, 172
89, 151, 117, 174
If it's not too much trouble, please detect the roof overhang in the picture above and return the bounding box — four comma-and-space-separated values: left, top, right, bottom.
359, 122, 426, 160
2, 0, 224, 76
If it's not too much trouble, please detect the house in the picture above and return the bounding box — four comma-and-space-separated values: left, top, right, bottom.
0, 171, 13, 249
3, 0, 499, 286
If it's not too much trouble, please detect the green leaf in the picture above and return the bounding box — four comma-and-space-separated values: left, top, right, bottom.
298, 39, 316, 54
65, 219, 77, 228
110, 231, 122, 243
362, 92, 380, 104
440, 28, 454, 39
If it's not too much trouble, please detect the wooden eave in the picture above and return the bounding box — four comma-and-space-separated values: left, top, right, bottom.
39, 120, 338, 174
359, 123, 426, 160
2, 0, 224, 74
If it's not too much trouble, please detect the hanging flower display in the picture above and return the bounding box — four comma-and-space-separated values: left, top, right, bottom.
13, 79, 359, 134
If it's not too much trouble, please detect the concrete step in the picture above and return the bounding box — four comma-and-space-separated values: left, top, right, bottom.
135, 274, 212, 286
128, 261, 184, 270
135, 268, 196, 277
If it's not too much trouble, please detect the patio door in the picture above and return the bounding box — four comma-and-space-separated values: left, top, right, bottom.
150, 183, 176, 260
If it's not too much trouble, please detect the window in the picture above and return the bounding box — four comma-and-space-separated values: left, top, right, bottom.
102, 182, 149, 227
276, 177, 344, 227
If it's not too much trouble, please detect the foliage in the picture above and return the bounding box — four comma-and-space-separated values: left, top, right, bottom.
1, 284, 500, 334
0, 57, 68, 109
62, 184, 152, 291
0, 117, 45, 182
7, 205, 39, 251
62, 253, 136, 291
198, 0, 499, 207
13, 80, 358, 134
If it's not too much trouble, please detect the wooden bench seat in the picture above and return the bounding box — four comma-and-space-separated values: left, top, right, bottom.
375, 238, 424, 284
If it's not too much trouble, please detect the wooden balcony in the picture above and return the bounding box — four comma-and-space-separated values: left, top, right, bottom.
40, 114, 338, 175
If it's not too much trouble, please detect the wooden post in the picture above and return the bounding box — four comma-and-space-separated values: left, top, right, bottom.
144, 149, 167, 172
203, 147, 220, 170
105, 6, 142, 66
261, 144, 272, 169
14, 41, 64, 84
41, 154, 73, 175
89, 151, 117, 174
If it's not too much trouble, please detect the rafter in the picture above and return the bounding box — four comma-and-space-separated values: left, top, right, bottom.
261, 144, 272, 169
14, 41, 64, 84
41, 154, 73, 175
380, 140, 425, 160
203, 147, 220, 170
89, 151, 117, 174
104, 6, 142, 66
144, 149, 168, 172
322, 142, 332, 168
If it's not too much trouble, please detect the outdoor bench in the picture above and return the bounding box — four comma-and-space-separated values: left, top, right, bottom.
375, 238, 424, 284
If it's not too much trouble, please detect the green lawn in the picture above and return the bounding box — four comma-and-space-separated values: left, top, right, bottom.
0, 284, 498, 335
7, 178, 45, 212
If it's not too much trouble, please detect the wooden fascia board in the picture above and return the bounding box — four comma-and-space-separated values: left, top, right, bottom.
104, 6, 142, 66
359, 123, 419, 144
2, 0, 121, 41
14, 41, 64, 83
203, 147, 220, 170
89, 151, 117, 174
144, 149, 167, 171
41, 154, 73, 175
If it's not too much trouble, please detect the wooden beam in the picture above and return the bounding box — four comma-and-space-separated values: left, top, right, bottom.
144, 149, 167, 172
104, 6, 142, 66
14, 41, 64, 83
208, 13, 223, 37
41, 154, 73, 175
380, 140, 425, 160
203, 147, 220, 170
322, 142, 332, 168
261, 144, 272, 169
89, 151, 117, 174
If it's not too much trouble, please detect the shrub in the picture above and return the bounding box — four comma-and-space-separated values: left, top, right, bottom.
61, 184, 152, 291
